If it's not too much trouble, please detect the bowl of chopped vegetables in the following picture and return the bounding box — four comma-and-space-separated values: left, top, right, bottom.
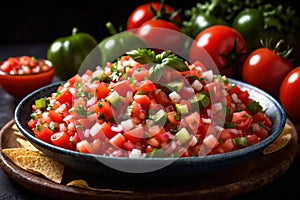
0, 56, 55, 99
14, 49, 286, 182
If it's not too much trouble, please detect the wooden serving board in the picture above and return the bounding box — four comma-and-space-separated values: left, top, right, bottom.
0, 119, 298, 200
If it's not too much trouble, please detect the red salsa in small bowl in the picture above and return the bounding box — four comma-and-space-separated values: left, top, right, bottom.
0, 56, 55, 99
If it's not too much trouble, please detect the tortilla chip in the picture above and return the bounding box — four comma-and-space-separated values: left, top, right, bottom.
263, 123, 292, 155
67, 179, 134, 193
16, 137, 40, 152
2, 148, 42, 163
2, 148, 64, 183
11, 123, 19, 131
16, 155, 64, 184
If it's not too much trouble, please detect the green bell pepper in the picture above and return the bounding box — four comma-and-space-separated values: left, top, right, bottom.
98, 22, 148, 67
47, 28, 98, 80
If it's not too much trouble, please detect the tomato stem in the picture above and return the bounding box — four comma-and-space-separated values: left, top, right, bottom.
261, 38, 293, 59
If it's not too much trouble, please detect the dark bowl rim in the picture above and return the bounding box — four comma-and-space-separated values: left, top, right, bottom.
14, 79, 287, 163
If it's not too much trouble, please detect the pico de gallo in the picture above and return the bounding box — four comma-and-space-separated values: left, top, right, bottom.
0, 56, 52, 75
27, 48, 273, 158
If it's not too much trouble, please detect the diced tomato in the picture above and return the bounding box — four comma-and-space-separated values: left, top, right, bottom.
132, 67, 149, 81
192, 60, 207, 72
101, 121, 116, 139
155, 132, 170, 144
184, 112, 200, 133
94, 100, 113, 121
49, 110, 63, 123
232, 111, 253, 130
35, 125, 54, 144
219, 139, 235, 153
147, 137, 160, 147
130, 101, 142, 118
203, 134, 218, 149
256, 128, 269, 140
0, 58, 18, 73
76, 140, 93, 153
112, 80, 134, 96
95, 82, 111, 99
123, 141, 136, 151
134, 94, 151, 110
109, 133, 126, 148
56, 89, 73, 106
67, 74, 80, 86
219, 129, 231, 141
137, 80, 156, 93
123, 124, 144, 143
50, 131, 71, 149
253, 111, 272, 127
229, 84, 250, 104
153, 89, 169, 106
76, 118, 93, 129
27, 119, 38, 129
246, 134, 259, 145
167, 111, 180, 125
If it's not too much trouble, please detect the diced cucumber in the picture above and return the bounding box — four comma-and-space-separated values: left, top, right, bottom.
105, 91, 122, 108
153, 109, 167, 126
175, 128, 191, 144
167, 81, 184, 92
190, 93, 210, 110
233, 137, 248, 147
175, 103, 189, 115
35, 97, 48, 109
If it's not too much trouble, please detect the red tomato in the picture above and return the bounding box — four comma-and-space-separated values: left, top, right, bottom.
232, 111, 253, 130
242, 47, 293, 98
137, 80, 156, 93
126, 2, 181, 30
49, 110, 63, 123
51, 131, 71, 149
134, 94, 151, 110
109, 133, 126, 148
34, 125, 54, 144
189, 25, 247, 79
94, 100, 113, 121
280, 67, 300, 121
95, 82, 110, 99
27, 119, 38, 129
135, 19, 184, 54
56, 89, 73, 106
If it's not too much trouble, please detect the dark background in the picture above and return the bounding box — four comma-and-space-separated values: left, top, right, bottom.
0, 0, 299, 44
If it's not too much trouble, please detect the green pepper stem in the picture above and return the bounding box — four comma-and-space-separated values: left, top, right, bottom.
106, 22, 118, 36
72, 27, 78, 35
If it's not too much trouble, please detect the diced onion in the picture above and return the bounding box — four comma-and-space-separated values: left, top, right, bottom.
121, 119, 135, 131
202, 70, 213, 82
213, 102, 223, 112
90, 122, 102, 137
192, 80, 203, 91
169, 91, 181, 103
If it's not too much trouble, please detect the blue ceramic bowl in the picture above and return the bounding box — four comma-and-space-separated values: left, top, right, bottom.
14, 79, 286, 183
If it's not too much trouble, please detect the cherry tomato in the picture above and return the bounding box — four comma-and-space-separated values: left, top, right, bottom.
280, 67, 300, 121
135, 19, 184, 54
189, 25, 247, 79
126, 1, 181, 30
242, 47, 293, 99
